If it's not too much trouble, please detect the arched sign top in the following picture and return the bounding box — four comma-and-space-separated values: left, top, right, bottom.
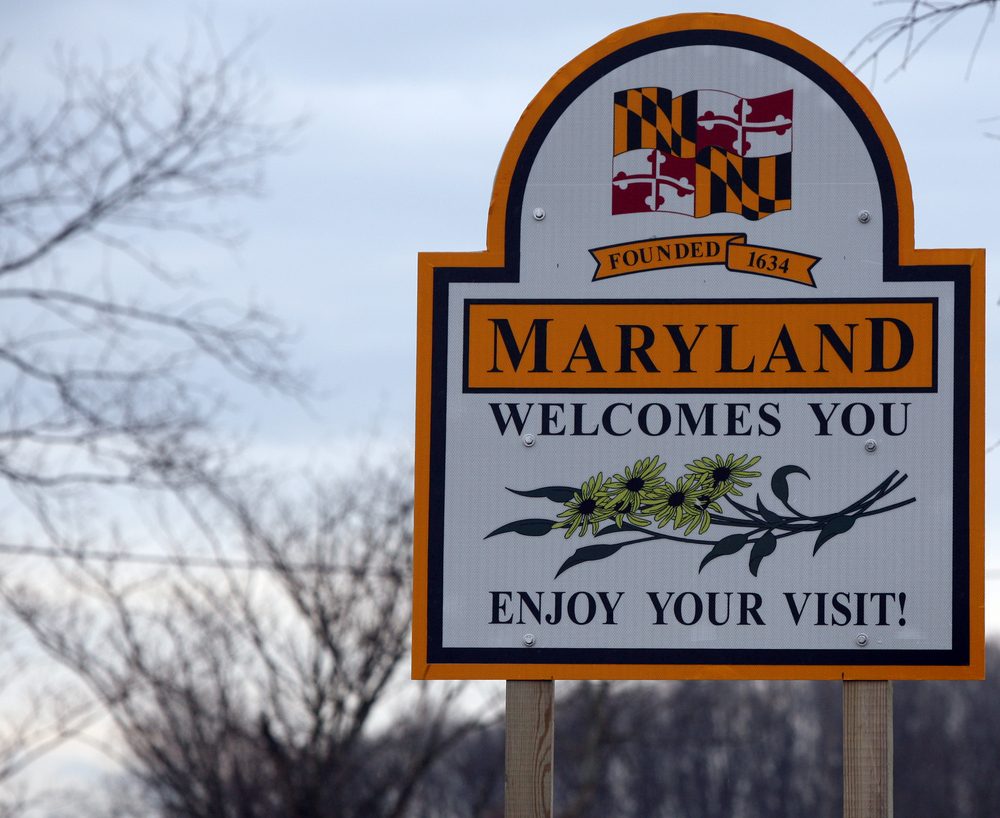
414, 14, 983, 682
486, 14, 914, 272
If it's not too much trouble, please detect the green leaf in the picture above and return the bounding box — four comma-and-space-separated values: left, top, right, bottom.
484, 519, 556, 539
554, 543, 628, 578
748, 531, 778, 577
506, 486, 578, 503
698, 533, 749, 573
770, 465, 810, 504
813, 515, 855, 555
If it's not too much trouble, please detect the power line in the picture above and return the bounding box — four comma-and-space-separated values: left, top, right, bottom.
0, 541, 408, 576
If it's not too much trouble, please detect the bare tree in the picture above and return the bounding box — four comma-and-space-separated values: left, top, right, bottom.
0, 23, 301, 532
850, 1, 997, 80
894, 643, 1000, 817
0, 22, 488, 816
417, 657, 1000, 818
1, 463, 481, 818
0, 20, 304, 805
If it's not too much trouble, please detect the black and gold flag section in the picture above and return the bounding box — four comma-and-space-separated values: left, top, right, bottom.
695, 149, 791, 220
613, 87, 698, 158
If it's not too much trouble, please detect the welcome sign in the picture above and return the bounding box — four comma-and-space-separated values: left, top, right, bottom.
414, 14, 984, 680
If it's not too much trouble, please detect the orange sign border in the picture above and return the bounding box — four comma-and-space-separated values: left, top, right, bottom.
414, 14, 985, 681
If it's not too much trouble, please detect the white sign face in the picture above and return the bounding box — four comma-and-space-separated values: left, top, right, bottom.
414, 15, 984, 680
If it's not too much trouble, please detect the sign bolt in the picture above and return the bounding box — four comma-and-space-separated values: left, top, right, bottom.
532, 207, 545, 221
864, 439, 878, 453
522, 633, 536, 647
522, 434, 536, 447
858, 210, 871, 224
856, 633, 869, 647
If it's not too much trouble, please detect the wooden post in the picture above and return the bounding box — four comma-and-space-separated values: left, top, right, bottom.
843, 680, 893, 818
506, 680, 554, 818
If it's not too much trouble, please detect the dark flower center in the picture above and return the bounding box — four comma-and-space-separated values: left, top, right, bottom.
578, 498, 597, 515
712, 466, 732, 484
668, 491, 686, 507
625, 477, 645, 492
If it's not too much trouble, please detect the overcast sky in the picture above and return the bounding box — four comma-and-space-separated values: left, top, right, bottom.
6, 1, 995, 443
5, 2, 994, 431
0, 0, 994, 588
4, 0, 999, 614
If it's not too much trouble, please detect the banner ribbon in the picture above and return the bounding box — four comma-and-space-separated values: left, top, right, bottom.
590, 233, 820, 287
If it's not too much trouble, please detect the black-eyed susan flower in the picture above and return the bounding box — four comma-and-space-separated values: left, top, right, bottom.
647, 473, 721, 534
554, 472, 611, 538
685, 453, 761, 498
604, 456, 667, 526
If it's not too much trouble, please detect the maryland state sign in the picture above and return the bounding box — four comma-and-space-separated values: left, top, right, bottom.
414, 15, 984, 681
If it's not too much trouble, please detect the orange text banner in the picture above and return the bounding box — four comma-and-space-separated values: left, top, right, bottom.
466, 300, 936, 391
590, 233, 820, 287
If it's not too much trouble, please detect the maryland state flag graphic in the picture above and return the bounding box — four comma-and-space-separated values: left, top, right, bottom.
612, 88, 792, 219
